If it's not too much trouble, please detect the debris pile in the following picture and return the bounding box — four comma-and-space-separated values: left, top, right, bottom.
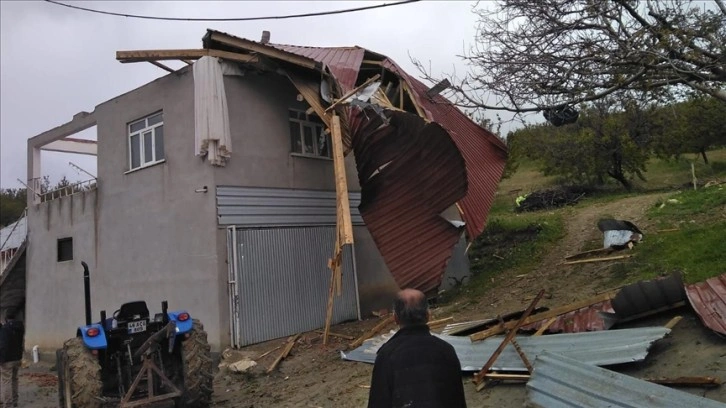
515, 186, 590, 212
342, 271, 726, 407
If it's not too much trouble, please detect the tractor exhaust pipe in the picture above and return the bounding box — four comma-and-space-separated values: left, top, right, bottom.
82, 261, 92, 326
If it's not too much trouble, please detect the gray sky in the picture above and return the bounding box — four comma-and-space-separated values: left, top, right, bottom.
1, 0, 506, 189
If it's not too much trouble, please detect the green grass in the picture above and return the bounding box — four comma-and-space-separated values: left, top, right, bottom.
450, 212, 564, 302
612, 186, 726, 285
444, 149, 726, 305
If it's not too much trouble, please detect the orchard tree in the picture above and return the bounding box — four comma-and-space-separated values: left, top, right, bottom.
415, 0, 726, 118
509, 96, 655, 190
652, 95, 726, 163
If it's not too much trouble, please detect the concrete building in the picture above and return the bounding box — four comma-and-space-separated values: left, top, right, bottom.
23, 31, 506, 352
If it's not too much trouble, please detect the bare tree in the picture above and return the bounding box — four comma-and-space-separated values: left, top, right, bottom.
414, 0, 726, 117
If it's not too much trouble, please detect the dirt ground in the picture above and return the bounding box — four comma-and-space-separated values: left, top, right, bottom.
17, 192, 726, 407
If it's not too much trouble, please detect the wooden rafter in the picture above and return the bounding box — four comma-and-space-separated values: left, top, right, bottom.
116, 49, 259, 64
206, 31, 320, 70
148, 61, 175, 73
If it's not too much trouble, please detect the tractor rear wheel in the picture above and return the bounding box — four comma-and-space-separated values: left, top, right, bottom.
177, 319, 213, 407
61, 337, 102, 408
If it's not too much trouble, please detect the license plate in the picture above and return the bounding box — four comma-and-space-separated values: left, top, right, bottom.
127, 320, 147, 334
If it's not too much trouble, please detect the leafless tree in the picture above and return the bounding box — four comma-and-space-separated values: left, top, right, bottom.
414, 0, 726, 116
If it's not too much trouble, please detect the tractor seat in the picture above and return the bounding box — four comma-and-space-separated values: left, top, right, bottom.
117, 301, 150, 322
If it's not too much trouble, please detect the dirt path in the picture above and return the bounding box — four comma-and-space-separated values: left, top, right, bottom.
475, 191, 670, 314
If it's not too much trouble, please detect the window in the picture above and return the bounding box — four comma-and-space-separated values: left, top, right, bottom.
288, 109, 332, 159
128, 112, 165, 170
57, 237, 73, 262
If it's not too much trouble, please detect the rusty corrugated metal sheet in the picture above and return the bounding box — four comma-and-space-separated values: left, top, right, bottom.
685, 273, 726, 336
521, 300, 614, 334
269, 44, 365, 93
381, 59, 508, 238
349, 107, 467, 293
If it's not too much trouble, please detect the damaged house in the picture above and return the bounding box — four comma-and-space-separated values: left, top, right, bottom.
23, 30, 507, 351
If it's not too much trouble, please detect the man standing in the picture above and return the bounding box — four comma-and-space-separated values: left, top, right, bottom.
0, 308, 24, 408
368, 289, 466, 408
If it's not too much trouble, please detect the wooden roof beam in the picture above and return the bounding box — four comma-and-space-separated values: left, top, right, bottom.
116, 49, 258, 65
205, 30, 321, 71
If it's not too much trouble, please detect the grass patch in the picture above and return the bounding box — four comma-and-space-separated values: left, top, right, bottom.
451, 213, 564, 302
612, 186, 726, 284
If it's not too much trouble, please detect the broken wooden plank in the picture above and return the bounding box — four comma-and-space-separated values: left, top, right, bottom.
428, 316, 454, 328
331, 113, 353, 245
563, 254, 632, 265
256, 345, 283, 360
564, 247, 616, 261
509, 338, 533, 374
315, 330, 354, 340
116, 48, 258, 64
208, 31, 319, 70
664, 315, 683, 330
474, 290, 545, 387
402, 81, 426, 119
349, 315, 395, 349
657, 228, 680, 233
470, 291, 619, 342
148, 61, 175, 73
483, 373, 530, 382
324, 74, 381, 113
644, 376, 721, 388
266, 334, 300, 373
322, 263, 337, 346
533, 317, 557, 336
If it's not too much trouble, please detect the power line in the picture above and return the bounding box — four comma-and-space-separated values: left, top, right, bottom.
43, 0, 420, 22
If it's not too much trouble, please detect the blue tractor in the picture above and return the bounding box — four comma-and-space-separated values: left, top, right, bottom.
55, 262, 214, 407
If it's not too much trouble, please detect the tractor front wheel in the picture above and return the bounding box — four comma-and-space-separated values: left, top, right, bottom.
177, 319, 213, 407
60, 337, 102, 408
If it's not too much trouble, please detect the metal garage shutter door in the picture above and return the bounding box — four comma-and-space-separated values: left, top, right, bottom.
230, 226, 359, 346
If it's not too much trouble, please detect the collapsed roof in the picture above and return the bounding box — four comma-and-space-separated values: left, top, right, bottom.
117, 29, 508, 294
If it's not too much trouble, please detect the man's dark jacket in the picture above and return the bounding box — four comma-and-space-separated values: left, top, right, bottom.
367, 324, 467, 408
0, 319, 25, 363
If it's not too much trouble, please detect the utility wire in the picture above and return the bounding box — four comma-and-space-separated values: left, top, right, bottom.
43, 0, 420, 22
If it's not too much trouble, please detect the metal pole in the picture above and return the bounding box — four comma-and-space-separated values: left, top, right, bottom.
82, 261, 92, 326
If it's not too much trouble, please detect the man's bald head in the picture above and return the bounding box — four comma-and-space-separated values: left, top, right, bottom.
393, 288, 429, 327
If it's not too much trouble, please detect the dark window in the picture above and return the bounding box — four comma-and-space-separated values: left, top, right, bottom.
288, 109, 330, 158
57, 237, 73, 262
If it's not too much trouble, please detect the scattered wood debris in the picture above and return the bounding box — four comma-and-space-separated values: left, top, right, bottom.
474, 290, 545, 391
267, 334, 300, 374
470, 291, 619, 342
314, 330, 355, 340
645, 376, 722, 388
562, 254, 632, 265
349, 315, 395, 349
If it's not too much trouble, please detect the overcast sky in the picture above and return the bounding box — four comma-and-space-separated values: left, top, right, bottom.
1, 0, 511, 189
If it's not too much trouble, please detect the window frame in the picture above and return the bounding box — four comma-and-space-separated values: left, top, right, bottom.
288, 109, 332, 160
57, 237, 73, 262
128, 111, 165, 171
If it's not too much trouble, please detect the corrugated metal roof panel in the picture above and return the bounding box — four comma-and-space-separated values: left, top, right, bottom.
686, 273, 726, 336
342, 327, 671, 372
269, 44, 365, 92
527, 351, 725, 408
349, 108, 467, 293
381, 59, 508, 238
216, 186, 364, 227
0, 216, 26, 252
